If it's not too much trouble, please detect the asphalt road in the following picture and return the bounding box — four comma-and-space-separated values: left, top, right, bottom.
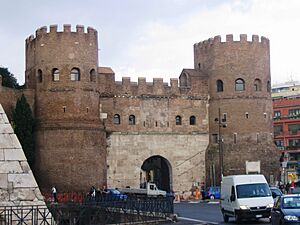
168, 201, 271, 225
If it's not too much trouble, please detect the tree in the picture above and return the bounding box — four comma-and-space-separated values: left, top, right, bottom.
13, 94, 35, 168
0, 67, 20, 89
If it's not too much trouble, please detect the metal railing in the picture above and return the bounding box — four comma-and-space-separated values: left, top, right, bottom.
0, 194, 174, 225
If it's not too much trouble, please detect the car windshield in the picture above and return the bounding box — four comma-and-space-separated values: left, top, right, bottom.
283, 197, 300, 209
236, 183, 272, 198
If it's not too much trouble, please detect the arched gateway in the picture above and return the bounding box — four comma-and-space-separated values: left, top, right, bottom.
141, 155, 172, 193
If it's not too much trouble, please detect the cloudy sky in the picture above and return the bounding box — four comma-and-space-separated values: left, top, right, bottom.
0, 0, 299, 85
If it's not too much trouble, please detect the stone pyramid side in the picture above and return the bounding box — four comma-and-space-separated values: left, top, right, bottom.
0, 104, 46, 206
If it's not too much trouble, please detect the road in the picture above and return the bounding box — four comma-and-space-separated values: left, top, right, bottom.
170, 201, 271, 225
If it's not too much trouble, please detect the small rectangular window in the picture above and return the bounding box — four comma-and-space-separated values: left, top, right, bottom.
233, 133, 237, 144
212, 134, 218, 143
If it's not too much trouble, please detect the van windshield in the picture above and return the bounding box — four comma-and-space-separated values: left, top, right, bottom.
236, 183, 271, 199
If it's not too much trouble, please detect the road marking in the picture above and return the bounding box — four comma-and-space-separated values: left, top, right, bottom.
178, 216, 218, 225
207, 201, 220, 204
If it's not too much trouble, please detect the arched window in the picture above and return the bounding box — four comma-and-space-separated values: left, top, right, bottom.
71, 68, 80, 81
113, 114, 120, 125
90, 69, 96, 82
217, 80, 223, 92
52, 68, 60, 81
267, 81, 271, 92
175, 115, 182, 125
254, 79, 261, 91
235, 78, 245, 91
38, 69, 43, 83
129, 115, 136, 125
190, 116, 196, 125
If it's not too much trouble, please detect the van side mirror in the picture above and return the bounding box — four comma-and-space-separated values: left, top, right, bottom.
230, 194, 236, 201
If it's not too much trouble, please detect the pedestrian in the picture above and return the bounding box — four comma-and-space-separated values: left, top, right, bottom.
201, 182, 205, 200
291, 181, 295, 194
51, 186, 58, 203
285, 182, 291, 194
89, 186, 96, 200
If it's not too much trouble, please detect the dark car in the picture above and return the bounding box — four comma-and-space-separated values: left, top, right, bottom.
106, 189, 128, 200
271, 194, 300, 224
270, 186, 283, 199
204, 186, 220, 200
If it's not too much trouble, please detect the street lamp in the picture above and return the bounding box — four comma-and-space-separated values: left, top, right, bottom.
215, 108, 227, 183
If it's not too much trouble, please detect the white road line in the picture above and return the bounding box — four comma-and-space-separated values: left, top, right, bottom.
178, 216, 219, 225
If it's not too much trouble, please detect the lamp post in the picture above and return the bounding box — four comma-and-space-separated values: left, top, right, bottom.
215, 108, 227, 183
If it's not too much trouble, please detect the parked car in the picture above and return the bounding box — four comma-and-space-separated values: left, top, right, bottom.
270, 186, 283, 199
271, 194, 300, 224
205, 186, 220, 199
106, 189, 128, 200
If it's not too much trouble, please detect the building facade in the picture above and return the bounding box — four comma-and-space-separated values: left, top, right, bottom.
272, 81, 300, 182
0, 25, 278, 193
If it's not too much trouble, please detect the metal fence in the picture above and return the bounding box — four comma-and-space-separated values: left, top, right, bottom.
0, 196, 174, 224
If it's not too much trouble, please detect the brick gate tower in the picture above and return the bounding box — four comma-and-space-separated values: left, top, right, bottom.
194, 35, 279, 185
25, 25, 107, 191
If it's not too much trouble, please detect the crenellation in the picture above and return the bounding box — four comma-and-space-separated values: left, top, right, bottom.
261, 36, 269, 45
170, 78, 178, 87
49, 25, 58, 33
76, 25, 84, 33
226, 34, 233, 42
252, 35, 259, 42
138, 77, 147, 94
87, 26, 96, 35
35, 26, 47, 37
63, 24, 71, 32
213, 35, 221, 44
240, 34, 247, 42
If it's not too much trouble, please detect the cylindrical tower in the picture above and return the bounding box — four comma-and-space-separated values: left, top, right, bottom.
25, 25, 106, 191
194, 34, 279, 185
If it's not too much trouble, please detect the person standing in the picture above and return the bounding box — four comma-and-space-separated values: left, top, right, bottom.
51, 186, 58, 203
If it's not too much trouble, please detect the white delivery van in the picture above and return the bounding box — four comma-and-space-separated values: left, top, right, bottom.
220, 174, 274, 223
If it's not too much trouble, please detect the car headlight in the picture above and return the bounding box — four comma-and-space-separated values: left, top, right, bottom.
267, 203, 274, 208
240, 205, 249, 210
284, 215, 298, 221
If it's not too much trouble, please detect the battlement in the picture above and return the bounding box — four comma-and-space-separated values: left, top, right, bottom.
114, 77, 181, 96
194, 34, 269, 49
25, 24, 97, 44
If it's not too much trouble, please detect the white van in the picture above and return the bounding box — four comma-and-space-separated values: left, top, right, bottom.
220, 174, 274, 223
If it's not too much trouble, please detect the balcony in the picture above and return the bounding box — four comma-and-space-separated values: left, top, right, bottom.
286, 146, 300, 151
273, 114, 300, 121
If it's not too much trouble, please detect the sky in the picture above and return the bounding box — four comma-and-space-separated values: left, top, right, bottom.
0, 0, 299, 85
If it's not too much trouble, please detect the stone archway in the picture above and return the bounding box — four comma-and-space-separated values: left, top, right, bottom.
141, 155, 172, 193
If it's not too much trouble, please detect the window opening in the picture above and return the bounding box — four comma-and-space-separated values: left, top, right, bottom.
175, 116, 182, 125
71, 68, 80, 81
90, 69, 96, 82
38, 69, 43, 83
52, 68, 60, 81
113, 114, 120, 125
233, 133, 237, 144
129, 115, 136, 125
190, 116, 196, 125
217, 80, 224, 92
235, 78, 245, 91
254, 79, 262, 91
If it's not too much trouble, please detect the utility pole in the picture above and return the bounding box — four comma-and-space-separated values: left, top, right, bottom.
215, 108, 227, 183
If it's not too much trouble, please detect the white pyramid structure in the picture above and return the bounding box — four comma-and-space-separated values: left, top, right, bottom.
0, 104, 46, 206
